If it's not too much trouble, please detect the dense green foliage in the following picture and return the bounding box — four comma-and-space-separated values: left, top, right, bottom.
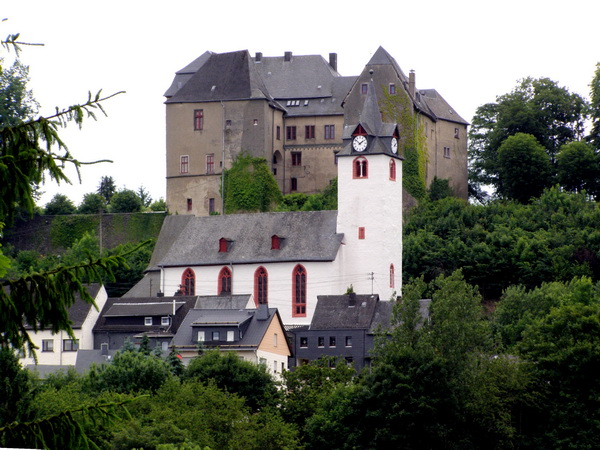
97, 175, 116, 203
278, 178, 337, 211
78, 192, 107, 214
109, 188, 143, 213
403, 188, 600, 299
556, 140, 600, 196
43, 193, 77, 215
223, 153, 283, 213
0, 57, 37, 128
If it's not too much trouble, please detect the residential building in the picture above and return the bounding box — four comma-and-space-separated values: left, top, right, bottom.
164, 46, 468, 216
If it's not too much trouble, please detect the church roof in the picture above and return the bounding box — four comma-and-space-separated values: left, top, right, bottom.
153, 210, 342, 269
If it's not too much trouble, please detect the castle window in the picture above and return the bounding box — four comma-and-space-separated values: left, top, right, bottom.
219, 266, 232, 294
291, 177, 298, 191
180, 155, 189, 174
389, 83, 396, 94
389, 159, 396, 181
324, 124, 335, 140
254, 267, 268, 306
361, 83, 368, 94
286, 126, 297, 140
454, 128, 459, 138
444, 147, 451, 158
390, 264, 395, 288
358, 227, 366, 240
209, 198, 215, 214
305, 125, 315, 139
292, 265, 307, 317
194, 109, 204, 130
187, 198, 192, 211
276, 126, 281, 140
182, 268, 195, 296
206, 154, 214, 174
225, 119, 232, 127
291, 152, 302, 166
353, 157, 368, 179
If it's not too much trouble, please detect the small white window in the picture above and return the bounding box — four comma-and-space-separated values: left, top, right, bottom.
197, 331, 205, 342
227, 331, 234, 342
145, 317, 152, 326
161, 316, 170, 326
161, 341, 169, 351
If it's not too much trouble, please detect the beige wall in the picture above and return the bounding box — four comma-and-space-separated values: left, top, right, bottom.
258, 316, 291, 357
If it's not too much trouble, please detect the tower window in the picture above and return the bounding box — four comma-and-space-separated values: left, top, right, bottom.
187, 198, 193, 211
305, 125, 315, 139
353, 157, 368, 179
389, 84, 396, 94
180, 155, 189, 174
444, 147, 451, 158
286, 126, 297, 140
291, 152, 302, 166
390, 264, 395, 288
194, 109, 204, 130
291, 177, 298, 191
389, 159, 396, 181
206, 154, 215, 174
324, 124, 335, 140
358, 227, 366, 240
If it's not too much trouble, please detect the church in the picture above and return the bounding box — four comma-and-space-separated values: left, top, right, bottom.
130, 82, 403, 325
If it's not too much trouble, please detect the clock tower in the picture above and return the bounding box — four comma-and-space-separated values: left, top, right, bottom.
335, 79, 403, 299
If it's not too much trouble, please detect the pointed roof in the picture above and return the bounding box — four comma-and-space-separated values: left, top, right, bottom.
366, 46, 409, 84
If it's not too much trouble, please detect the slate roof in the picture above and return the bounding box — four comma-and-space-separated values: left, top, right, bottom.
166, 50, 273, 104
154, 211, 342, 268
194, 295, 251, 310
418, 89, 468, 124
310, 294, 392, 332
104, 302, 185, 317
75, 349, 118, 373
172, 305, 282, 351
164, 50, 213, 97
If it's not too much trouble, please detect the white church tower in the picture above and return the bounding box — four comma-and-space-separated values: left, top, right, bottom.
335, 79, 403, 300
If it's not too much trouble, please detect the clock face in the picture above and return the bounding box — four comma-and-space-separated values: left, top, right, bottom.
353, 135, 368, 152
391, 138, 398, 154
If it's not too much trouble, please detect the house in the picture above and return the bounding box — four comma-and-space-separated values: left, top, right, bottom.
20, 284, 107, 374
129, 83, 403, 325
172, 304, 292, 378
289, 293, 393, 370
164, 46, 468, 216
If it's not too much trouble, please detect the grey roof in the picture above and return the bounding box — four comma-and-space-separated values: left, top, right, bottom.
166, 50, 273, 104
104, 301, 185, 317
310, 294, 392, 331
172, 306, 282, 351
164, 50, 213, 97
418, 89, 468, 125
194, 295, 251, 310
75, 349, 118, 373
122, 271, 161, 298
154, 210, 342, 268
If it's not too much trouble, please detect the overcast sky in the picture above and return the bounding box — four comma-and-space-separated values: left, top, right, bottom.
3, 0, 599, 208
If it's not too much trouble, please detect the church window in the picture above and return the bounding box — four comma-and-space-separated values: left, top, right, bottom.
286, 126, 297, 140
292, 152, 302, 166
181, 268, 195, 296
358, 227, 365, 240
305, 125, 315, 139
389, 159, 396, 181
292, 265, 307, 317
361, 83, 368, 94
353, 157, 368, 179
255, 267, 268, 306
206, 154, 214, 174
194, 109, 204, 130
180, 155, 189, 174
390, 264, 395, 288
219, 267, 232, 294
324, 124, 335, 140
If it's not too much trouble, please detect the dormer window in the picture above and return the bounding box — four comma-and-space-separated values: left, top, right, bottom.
271, 235, 283, 250
219, 238, 232, 253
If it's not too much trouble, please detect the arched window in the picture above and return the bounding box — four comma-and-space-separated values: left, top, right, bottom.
389, 159, 396, 181
353, 156, 368, 179
390, 264, 395, 289
181, 268, 195, 296
254, 266, 268, 306
218, 267, 232, 295
292, 265, 307, 317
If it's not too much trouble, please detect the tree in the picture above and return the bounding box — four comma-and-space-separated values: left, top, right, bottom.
149, 197, 167, 212
496, 133, 553, 202
428, 176, 454, 201
0, 348, 34, 427
589, 62, 600, 149
137, 185, 152, 208
97, 176, 116, 203
77, 192, 106, 214
556, 141, 600, 198
469, 77, 588, 195
222, 153, 282, 213
109, 188, 142, 213
0, 58, 38, 128
43, 193, 76, 215
185, 350, 279, 412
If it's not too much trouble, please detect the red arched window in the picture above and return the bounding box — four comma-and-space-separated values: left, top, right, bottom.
254, 266, 268, 306
218, 267, 232, 295
292, 265, 307, 317
353, 157, 368, 179
390, 264, 395, 289
389, 159, 396, 181
181, 268, 195, 296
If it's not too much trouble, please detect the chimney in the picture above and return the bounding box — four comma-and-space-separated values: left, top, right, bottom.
329, 52, 337, 72
409, 70, 416, 98
255, 52, 262, 62
284, 51, 292, 62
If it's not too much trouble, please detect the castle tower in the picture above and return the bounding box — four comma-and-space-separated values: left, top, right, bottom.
335, 79, 403, 300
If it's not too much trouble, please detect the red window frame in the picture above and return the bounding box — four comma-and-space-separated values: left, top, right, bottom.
206, 154, 215, 174
254, 267, 268, 306
389, 159, 396, 181
181, 268, 195, 296
292, 265, 307, 317
358, 227, 366, 240
219, 238, 229, 253
271, 235, 281, 250
305, 125, 315, 139
291, 152, 302, 166
180, 155, 189, 174
219, 266, 232, 295
324, 124, 335, 140
353, 157, 368, 179
194, 109, 204, 130
286, 126, 297, 140
390, 264, 395, 288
